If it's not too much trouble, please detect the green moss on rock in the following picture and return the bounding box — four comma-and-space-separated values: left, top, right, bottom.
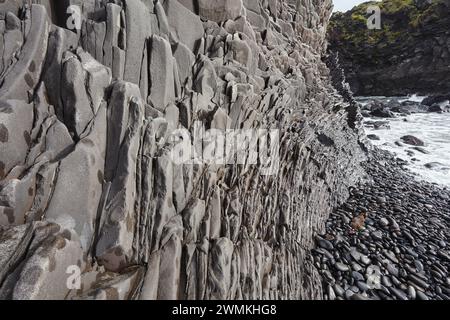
328, 0, 450, 96
329, 0, 449, 65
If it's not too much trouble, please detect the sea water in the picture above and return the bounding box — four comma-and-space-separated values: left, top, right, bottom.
360, 96, 450, 188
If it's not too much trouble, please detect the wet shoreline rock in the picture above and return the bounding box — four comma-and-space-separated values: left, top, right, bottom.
401, 135, 425, 147
359, 97, 446, 117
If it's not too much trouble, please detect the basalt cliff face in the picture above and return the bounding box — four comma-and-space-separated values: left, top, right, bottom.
329, 0, 450, 96
0, 0, 365, 300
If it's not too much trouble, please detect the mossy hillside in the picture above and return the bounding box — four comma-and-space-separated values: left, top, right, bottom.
328, 0, 449, 67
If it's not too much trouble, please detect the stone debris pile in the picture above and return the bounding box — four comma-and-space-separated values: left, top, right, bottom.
313, 150, 450, 300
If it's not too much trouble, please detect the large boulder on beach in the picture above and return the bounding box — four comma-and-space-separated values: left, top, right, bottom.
364, 120, 391, 130
422, 94, 450, 106
401, 135, 425, 146
370, 108, 395, 118
425, 162, 449, 171
367, 134, 380, 141
390, 100, 429, 114
428, 104, 450, 113
365, 101, 396, 118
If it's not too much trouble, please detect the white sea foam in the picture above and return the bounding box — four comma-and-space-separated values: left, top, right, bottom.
398, 94, 426, 103
364, 111, 450, 187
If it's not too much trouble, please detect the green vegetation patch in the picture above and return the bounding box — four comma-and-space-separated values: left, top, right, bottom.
328, 0, 449, 66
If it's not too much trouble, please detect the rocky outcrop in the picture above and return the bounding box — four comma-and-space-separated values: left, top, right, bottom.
0, 0, 366, 300
328, 0, 450, 96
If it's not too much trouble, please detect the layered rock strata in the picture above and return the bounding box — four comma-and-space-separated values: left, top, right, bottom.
0, 0, 365, 300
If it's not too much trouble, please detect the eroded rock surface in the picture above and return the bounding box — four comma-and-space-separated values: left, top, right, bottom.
0, 0, 366, 300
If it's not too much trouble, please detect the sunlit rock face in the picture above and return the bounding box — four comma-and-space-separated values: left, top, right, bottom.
0, 0, 365, 300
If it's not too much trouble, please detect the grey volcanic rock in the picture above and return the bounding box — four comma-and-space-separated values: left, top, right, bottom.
0, 0, 366, 300
163, 0, 204, 52
148, 35, 176, 111
198, 0, 243, 22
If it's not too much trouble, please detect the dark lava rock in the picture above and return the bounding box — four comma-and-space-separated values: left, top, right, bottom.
390, 287, 408, 300
412, 146, 430, 154
367, 134, 381, 141
364, 101, 396, 118
311, 149, 450, 301
317, 237, 334, 251
391, 101, 428, 114
401, 135, 425, 146
361, 110, 371, 117
428, 104, 450, 113
416, 291, 430, 300
422, 94, 450, 106
425, 162, 449, 171
370, 108, 396, 118
365, 120, 391, 130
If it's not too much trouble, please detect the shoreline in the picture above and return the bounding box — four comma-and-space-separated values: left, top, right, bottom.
359, 95, 450, 187
312, 148, 450, 300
